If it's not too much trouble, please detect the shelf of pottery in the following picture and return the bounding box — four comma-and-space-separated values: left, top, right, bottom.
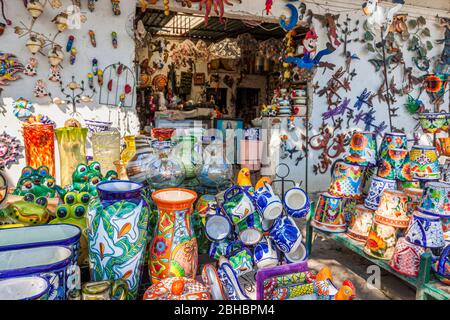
310, 130, 450, 288
261, 88, 308, 118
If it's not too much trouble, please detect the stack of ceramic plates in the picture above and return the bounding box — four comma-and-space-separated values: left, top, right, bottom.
276, 98, 292, 116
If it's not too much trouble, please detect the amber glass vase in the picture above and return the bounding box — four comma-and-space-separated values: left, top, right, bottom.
121, 135, 136, 165
23, 123, 56, 176
55, 127, 88, 187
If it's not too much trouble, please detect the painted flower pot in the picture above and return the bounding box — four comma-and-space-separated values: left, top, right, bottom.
143, 277, 211, 300
437, 137, 450, 157
328, 160, 365, 200
374, 190, 410, 228
409, 145, 440, 180
364, 221, 400, 260
377, 148, 408, 180
0, 246, 75, 300
0, 224, 81, 265
345, 131, 378, 167
269, 215, 303, 253
432, 245, 450, 285
283, 184, 310, 219
150, 188, 198, 284
418, 181, 450, 217
378, 132, 408, 160
389, 237, 425, 278
346, 205, 374, 242
365, 176, 397, 210
0, 276, 50, 300
404, 188, 424, 217
418, 112, 450, 134
87, 181, 149, 300
313, 192, 346, 233
405, 210, 445, 248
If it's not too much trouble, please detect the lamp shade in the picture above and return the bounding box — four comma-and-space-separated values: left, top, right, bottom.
347, 205, 374, 242
389, 237, 425, 278
374, 189, 410, 228
405, 210, 445, 248
345, 131, 377, 167
418, 181, 450, 217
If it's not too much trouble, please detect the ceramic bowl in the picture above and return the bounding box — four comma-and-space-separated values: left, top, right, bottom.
0, 276, 50, 300
405, 210, 445, 248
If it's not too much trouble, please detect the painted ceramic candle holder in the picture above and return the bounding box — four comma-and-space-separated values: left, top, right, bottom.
328, 160, 364, 200
377, 148, 408, 180
409, 145, 440, 180
405, 210, 445, 248
364, 176, 397, 210
404, 188, 424, 217
374, 189, 410, 228
312, 192, 346, 233
364, 221, 400, 260
418, 112, 450, 134
418, 181, 450, 217
346, 205, 374, 242
378, 132, 408, 159
389, 237, 425, 278
345, 131, 378, 167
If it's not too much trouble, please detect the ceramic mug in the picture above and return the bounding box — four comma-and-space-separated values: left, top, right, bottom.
236, 211, 263, 246
389, 237, 425, 278
374, 189, 410, 228
345, 131, 378, 167
284, 241, 308, 263
364, 176, 397, 210
81, 279, 128, 300
253, 182, 283, 220
269, 216, 303, 254
378, 132, 408, 159
405, 210, 445, 248
364, 221, 400, 260
0, 276, 50, 300
253, 237, 279, 269
328, 160, 365, 200
224, 241, 254, 277
313, 192, 346, 233
205, 208, 232, 242
377, 148, 408, 179
346, 205, 374, 242
222, 186, 257, 224
437, 137, 450, 157
409, 145, 440, 180
419, 181, 450, 217
208, 239, 233, 261
284, 184, 310, 219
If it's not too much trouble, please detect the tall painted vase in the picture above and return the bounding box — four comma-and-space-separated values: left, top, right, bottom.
87, 181, 149, 300
150, 188, 198, 284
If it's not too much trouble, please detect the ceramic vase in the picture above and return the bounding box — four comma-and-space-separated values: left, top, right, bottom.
389, 237, 425, 278
364, 221, 400, 260
126, 135, 155, 184
55, 127, 88, 187
150, 188, 198, 284
374, 190, 410, 228
408, 145, 440, 180
378, 132, 408, 159
91, 130, 121, 175
328, 160, 365, 200
87, 181, 149, 300
418, 181, 450, 217
364, 176, 397, 210
23, 123, 56, 176
405, 210, 445, 248
313, 192, 346, 233
346, 205, 374, 242
345, 131, 377, 167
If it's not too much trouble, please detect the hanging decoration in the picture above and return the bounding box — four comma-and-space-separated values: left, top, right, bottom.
279, 3, 299, 31
12, 97, 33, 119
48, 65, 61, 82
24, 57, 38, 76
26, 0, 45, 19
98, 62, 136, 108
70, 48, 77, 65
89, 29, 96, 47
33, 79, 49, 98
87, 73, 94, 89
111, 0, 121, 16
87, 0, 97, 12
435, 16, 450, 75
0, 53, 24, 86
362, 0, 405, 39
59, 75, 95, 115
47, 45, 64, 66
52, 12, 69, 32
198, 0, 238, 25
0, 132, 21, 170
0, 0, 11, 36
111, 31, 118, 48
66, 35, 75, 52
313, 13, 341, 47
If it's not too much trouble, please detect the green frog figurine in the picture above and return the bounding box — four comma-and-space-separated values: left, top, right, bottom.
0, 193, 50, 227
13, 166, 65, 199
69, 162, 118, 197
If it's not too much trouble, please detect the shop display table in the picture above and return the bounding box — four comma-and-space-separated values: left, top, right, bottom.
305, 212, 450, 300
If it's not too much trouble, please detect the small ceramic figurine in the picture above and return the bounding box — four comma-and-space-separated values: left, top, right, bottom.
88, 30, 96, 47
70, 48, 77, 65
66, 35, 75, 52
24, 57, 38, 76
13, 166, 65, 199
48, 65, 61, 82
0, 194, 50, 227
237, 168, 252, 190
67, 162, 118, 197
33, 79, 49, 98
111, 31, 118, 48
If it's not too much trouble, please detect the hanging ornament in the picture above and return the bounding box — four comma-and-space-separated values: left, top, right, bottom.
24, 57, 38, 76
33, 79, 49, 98
0, 132, 21, 170
97, 69, 103, 86
0, 53, 24, 86
70, 48, 77, 65
12, 97, 33, 119
48, 65, 61, 82
124, 84, 131, 95
111, 31, 118, 49
117, 63, 123, 75
107, 79, 113, 91
50, 0, 62, 9
26, 35, 44, 55
92, 58, 98, 76
362, 0, 405, 39
48, 45, 64, 66
52, 12, 69, 32
87, 73, 94, 89
118, 93, 125, 107
87, 0, 97, 12
111, 0, 121, 16
27, 0, 44, 19
88, 30, 96, 47
66, 35, 75, 52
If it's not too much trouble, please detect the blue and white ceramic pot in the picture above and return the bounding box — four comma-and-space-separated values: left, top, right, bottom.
217, 260, 250, 300
0, 276, 50, 300
284, 184, 310, 219
253, 237, 279, 269
405, 210, 445, 248
364, 176, 397, 210
0, 224, 81, 265
87, 180, 149, 300
0, 246, 75, 300
253, 182, 283, 220
269, 216, 302, 254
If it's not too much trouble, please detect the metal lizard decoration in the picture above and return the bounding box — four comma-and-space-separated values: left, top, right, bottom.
313, 13, 341, 47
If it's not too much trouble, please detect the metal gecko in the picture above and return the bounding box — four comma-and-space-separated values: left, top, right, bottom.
0, 53, 24, 86
197, 0, 240, 25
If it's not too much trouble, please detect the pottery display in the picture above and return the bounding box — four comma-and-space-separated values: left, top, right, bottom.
365, 176, 397, 210
222, 186, 257, 224
345, 131, 378, 167
283, 185, 310, 219
81, 279, 128, 300
91, 130, 121, 175
408, 145, 440, 180
346, 205, 374, 242
87, 181, 149, 300
0, 276, 50, 300
389, 237, 425, 278
313, 192, 346, 233
270, 215, 303, 253
378, 132, 408, 159
418, 112, 450, 134
328, 160, 364, 199
254, 182, 283, 220
143, 277, 211, 300
374, 190, 410, 228
364, 221, 400, 260
418, 181, 450, 217
405, 210, 445, 248
150, 188, 198, 284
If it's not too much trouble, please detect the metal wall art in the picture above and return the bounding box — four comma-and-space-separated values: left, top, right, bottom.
0, 53, 24, 86
0, 131, 21, 169
98, 62, 136, 108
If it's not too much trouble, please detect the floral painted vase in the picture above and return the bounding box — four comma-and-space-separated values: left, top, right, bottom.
374, 190, 410, 228
364, 221, 400, 260
378, 132, 408, 160
408, 145, 440, 180
345, 131, 377, 167
87, 181, 149, 300
418, 181, 450, 217
328, 160, 365, 200
150, 188, 198, 284
346, 205, 374, 242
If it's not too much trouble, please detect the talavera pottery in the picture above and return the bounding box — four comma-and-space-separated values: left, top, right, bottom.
389, 237, 425, 278
217, 260, 250, 300
283, 184, 310, 219
432, 245, 450, 285
437, 137, 450, 157
87, 180, 149, 300
345, 131, 378, 167
150, 188, 198, 284
442, 217, 450, 243
374, 190, 410, 228
81, 279, 128, 300
253, 182, 283, 220
313, 192, 346, 233
253, 237, 279, 269
405, 210, 445, 248
418, 112, 450, 134
408, 145, 440, 180
346, 205, 374, 242
0, 246, 77, 300
328, 160, 364, 200
236, 211, 263, 246
404, 188, 424, 217
364, 221, 399, 260
377, 148, 408, 180
143, 277, 211, 300
224, 241, 254, 277
0, 224, 81, 265
378, 132, 408, 159
222, 185, 256, 224
418, 181, 450, 217
205, 210, 232, 242
284, 241, 308, 263
0, 276, 50, 300
270, 215, 303, 253
201, 264, 226, 300
364, 176, 397, 210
